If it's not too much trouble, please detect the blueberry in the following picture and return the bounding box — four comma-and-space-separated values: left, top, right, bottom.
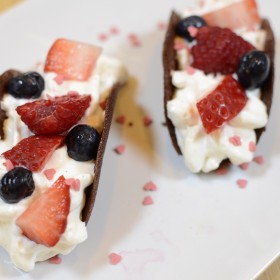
176, 15, 207, 42
237, 50, 270, 90
66, 124, 101, 161
0, 167, 35, 203
7, 72, 45, 99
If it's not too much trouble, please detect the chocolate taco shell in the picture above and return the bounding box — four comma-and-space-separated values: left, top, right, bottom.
163, 11, 275, 156
82, 83, 120, 223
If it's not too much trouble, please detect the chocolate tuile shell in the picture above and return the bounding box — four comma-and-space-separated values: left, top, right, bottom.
82, 83, 120, 223
0, 70, 22, 139
163, 11, 275, 156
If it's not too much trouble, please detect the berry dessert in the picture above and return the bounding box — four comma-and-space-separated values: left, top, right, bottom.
163, 0, 274, 173
0, 38, 127, 271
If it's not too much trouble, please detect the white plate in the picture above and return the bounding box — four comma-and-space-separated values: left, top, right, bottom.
0, 0, 279, 279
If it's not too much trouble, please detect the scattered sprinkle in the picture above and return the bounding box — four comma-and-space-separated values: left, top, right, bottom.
143, 181, 158, 191
128, 33, 141, 47
239, 162, 249, 170
187, 26, 198, 37
3, 160, 14, 171
253, 155, 264, 165
249, 141, 256, 152
43, 168, 56, 180
99, 99, 107, 110
110, 26, 119, 35
109, 253, 122, 265
65, 178, 81, 191
236, 179, 248, 189
229, 136, 242, 146
114, 144, 126, 155
128, 33, 138, 41
49, 255, 62, 265
186, 66, 196, 75
98, 33, 108, 41
142, 196, 154, 205
53, 74, 64, 85
143, 116, 153, 127
115, 115, 126, 125
173, 41, 186, 51
128, 122, 134, 127
215, 167, 228, 175
131, 39, 141, 47
157, 21, 166, 30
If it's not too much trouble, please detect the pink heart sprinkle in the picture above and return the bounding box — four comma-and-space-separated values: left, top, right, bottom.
173, 41, 186, 51
239, 162, 249, 170
114, 144, 125, 155
65, 178, 80, 191
128, 33, 138, 41
115, 115, 126, 125
229, 136, 242, 146
53, 74, 64, 85
215, 167, 228, 175
142, 196, 154, 205
143, 116, 153, 126
186, 66, 196, 75
143, 181, 158, 191
3, 160, 14, 171
157, 21, 166, 30
131, 39, 141, 47
249, 141, 256, 152
109, 253, 122, 265
236, 179, 248, 189
253, 155, 264, 165
187, 26, 198, 37
98, 33, 108, 41
49, 255, 62, 264
110, 26, 119, 35
43, 168, 56, 180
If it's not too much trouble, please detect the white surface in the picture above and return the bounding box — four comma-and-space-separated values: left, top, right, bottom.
0, 0, 279, 279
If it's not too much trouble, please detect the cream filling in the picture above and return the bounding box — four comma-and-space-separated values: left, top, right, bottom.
0, 55, 127, 271
167, 8, 268, 173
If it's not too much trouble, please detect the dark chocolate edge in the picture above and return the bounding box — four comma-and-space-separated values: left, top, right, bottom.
0, 70, 22, 139
256, 18, 275, 141
163, 11, 182, 155
163, 11, 275, 156
82, 83, 120, 224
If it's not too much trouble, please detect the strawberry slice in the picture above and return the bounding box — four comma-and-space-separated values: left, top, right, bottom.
2, 135, 64, 172
202, 0, 261, 30
44, 38, 102, 81
16, 93, 91, 135
196, 75, 247, 134
16, 176, 70, 247
191, 26, 254, 74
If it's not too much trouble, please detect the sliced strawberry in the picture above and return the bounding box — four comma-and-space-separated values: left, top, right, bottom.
16, 176, 70, 247
196, 75, 247, 134
2, 135, 64, 172
202, 0, 261, 30
191, 26, 255, 74
44, 38, 102, 81
16, 93, 91, 135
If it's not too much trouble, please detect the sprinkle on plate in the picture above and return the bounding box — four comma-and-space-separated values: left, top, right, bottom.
114, 144, 126, 155
142, 196, 154, 205
109, 252, 122, 265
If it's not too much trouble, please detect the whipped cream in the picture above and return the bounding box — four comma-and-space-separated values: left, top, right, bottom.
167, 1, 268, 173
0, 55, 127, 271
